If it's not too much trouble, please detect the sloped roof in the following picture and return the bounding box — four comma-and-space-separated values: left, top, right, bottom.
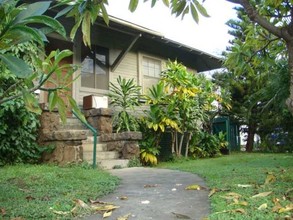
96, 16, 223, 72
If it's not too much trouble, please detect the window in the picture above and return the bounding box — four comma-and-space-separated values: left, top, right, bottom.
142, 56, 161, 93
81, 44, 109, 90
143, 57, 161, 78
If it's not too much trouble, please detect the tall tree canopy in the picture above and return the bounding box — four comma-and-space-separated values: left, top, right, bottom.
214, 4, 293, 152
225, 0, 293, 114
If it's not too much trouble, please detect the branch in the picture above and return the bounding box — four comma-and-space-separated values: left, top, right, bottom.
0, 83, 64, 105
246, 37, 279, 63
226, 0, 285, 40
226, 0, 241, 3
1, 80, 23, 98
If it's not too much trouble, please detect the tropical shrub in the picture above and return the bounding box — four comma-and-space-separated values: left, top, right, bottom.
109, 76, 141, 132
139, 137, 160, 166
143, 61, 223, 157
0, 1, 83, 122
189, 131, 228, 158
127, 156, 142, 167
0, 97, 40, 165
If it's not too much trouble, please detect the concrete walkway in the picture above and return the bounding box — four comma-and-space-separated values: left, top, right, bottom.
84, 167, 210, 220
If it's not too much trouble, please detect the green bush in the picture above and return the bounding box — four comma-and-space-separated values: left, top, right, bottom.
189, 131, 227, 158
109, 76, 141, 132
0, 97, 41, 165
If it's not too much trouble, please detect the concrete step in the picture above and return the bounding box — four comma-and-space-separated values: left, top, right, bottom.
83, 143, 107, 152
98, 159, 129, 170
83, 151, 119, 161
60, 117, 87, 129
82, 136, 101, 144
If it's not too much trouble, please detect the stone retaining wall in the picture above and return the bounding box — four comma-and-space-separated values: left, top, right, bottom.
38, 109, 86, 164
83, 108, 112, 134
100, 132, 142, 159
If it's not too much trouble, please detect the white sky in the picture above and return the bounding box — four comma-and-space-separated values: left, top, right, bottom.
106, 0, 238, 57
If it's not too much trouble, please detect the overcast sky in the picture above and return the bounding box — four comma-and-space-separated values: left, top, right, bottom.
107, 0, 238, 57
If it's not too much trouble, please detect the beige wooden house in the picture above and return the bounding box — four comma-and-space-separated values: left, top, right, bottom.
41, 16, 222, 107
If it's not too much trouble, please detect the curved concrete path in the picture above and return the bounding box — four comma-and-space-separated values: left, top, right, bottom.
84, 167, 210, 220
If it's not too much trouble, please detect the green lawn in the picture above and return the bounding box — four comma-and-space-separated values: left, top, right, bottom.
0, 164, 119, 219
1, 154, 292, 220
159, 153, 293, 220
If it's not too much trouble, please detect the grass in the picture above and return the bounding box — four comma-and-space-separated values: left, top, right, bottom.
0, 164, 120, 219
159, 153, 293, 220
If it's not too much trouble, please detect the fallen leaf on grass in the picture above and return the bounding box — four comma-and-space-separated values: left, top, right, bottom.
264, 174, 276, 185
278, 204, 293, 213
285, 188, 293, 201
71, 199, 92, 214
251, 191, 272, 198
0, 208, 6, 216
50, 207, 70, 215
25, 195, 36, 201
214, 208, 246, 215
52, 210, 70, 215
257, 203, 268, 210
272, 198, 283, 212
119, 196, 128, 200
171, 212, 191, 219
237, 184, 253, 188
229, 200, 248, 206
208, 188, 230, 197
74, 199, 90, 209
103, 210, 112, 218
117, 213, 131, 220
221, 192, 242, 200
209, 188, 218, 197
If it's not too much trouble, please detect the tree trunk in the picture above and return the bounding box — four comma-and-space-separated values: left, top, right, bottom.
178, 133, 184, 156
246, 122, 256, 152
185, 132, 192, 157
286, 40, 293, 114
175, 131, 179, 156
171, 132, 175, 154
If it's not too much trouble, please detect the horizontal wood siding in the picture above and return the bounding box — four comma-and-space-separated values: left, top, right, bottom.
110, 51, 138, 87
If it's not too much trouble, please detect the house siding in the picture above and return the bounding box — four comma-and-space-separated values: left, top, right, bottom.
110, 51, 138, 86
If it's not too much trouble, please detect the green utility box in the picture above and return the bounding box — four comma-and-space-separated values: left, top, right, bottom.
212, 116, 240, 151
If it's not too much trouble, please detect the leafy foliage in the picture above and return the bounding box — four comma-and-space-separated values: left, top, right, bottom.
0, 98, 40, 165
128, 0, 209, 23
0, 1, 66, 80
161, 153, 293, 219
189, 131, 227, 158
215, 6, 293, 152
0, 0, 84, 122
0, 164, 119, 219
109, 76, 141, 132
144, 61, 222, 158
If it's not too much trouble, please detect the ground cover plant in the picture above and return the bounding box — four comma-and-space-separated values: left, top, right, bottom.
159, 153, 293, 219
0, 164, 119, 219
